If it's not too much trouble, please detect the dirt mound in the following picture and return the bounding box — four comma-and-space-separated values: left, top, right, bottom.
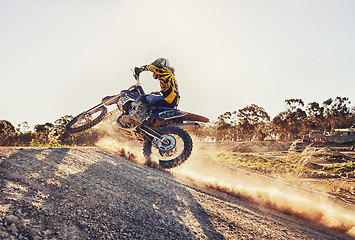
230, 141, 290, 153
0, 147, 354, 239
300, 145, 351, 167
289, 139, 311, 152
303, 145, 348, 160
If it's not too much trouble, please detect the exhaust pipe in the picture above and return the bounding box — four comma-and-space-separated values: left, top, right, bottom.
173, 122, 201, 131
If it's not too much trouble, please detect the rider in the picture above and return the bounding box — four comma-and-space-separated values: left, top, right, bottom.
119, 57, 180, 127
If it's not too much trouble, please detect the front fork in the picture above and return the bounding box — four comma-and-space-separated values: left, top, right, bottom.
138, 125, 163, 142
138, 125, 173, 149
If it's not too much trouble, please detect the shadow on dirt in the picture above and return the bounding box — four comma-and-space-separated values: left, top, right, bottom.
1, 147, 354, 239
0, 147, 225, 239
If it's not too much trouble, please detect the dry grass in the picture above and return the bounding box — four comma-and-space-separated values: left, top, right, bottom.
212, 143, 355, 199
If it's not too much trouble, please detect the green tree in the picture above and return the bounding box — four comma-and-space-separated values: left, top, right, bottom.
350, 106, 355, 128
272, 111, 288, 141
272, 99, 307, 141
236, 104, 270, 141
34, 122, 54, 144
52, 115, 74, 145
16, 121, 31, 133
323, 97, 352, 132
306, 102, 326, 131
214, 112, 239, 141
285, 98, 305, 111
0, 120, 17, 145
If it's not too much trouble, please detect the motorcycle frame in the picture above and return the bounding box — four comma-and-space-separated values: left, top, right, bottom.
94, 78, 163, 143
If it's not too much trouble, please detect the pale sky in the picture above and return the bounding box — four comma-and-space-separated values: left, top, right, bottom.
1, 0, 354, 129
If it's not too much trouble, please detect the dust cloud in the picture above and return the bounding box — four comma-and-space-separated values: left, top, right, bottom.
171, 140, 355, 237
95, 122, 146, 165
94, 127, 355, 237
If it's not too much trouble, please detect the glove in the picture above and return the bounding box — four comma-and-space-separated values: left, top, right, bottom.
134, 67, 144, 75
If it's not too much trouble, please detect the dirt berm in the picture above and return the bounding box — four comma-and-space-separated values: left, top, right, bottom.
0, 147, 354, 239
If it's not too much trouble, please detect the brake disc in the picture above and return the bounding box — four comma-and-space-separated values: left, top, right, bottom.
152, 135, 176, 151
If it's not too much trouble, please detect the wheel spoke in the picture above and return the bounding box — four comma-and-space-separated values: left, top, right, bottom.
66, 106, 107, 133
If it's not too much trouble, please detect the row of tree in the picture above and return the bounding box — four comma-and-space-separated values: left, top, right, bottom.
194, 97, 355, 142
1, 96, 354, 146
0, 116, 101, 146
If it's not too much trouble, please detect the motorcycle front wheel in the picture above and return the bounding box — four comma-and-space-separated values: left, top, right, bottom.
143, 126, 193, 169
66, 106, 108, 133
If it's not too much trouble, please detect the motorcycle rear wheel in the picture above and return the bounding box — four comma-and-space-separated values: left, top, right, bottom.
66, 106, 108, 133
143, 126, 193, 169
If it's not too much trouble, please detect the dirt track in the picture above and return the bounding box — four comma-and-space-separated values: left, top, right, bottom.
0, 147, 354, 239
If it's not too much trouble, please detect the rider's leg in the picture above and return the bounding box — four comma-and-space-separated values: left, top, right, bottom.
146, 95, 171, 107
118, 94, 174, 127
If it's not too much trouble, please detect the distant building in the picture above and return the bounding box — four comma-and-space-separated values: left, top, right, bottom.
330, 128, 355, 142
309, 130, 327, 142
309, 128, 355, 142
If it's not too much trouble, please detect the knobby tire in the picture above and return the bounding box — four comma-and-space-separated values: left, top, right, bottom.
66, 106, 108, 133
143, 126, 193, 169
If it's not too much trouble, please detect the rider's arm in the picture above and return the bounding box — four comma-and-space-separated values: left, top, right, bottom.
143, 64, 163, 74
134, 65, 162, 95
135, 64, 162, 75
135, 64, 178, 104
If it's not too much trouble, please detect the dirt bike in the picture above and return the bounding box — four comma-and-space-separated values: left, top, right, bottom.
66, 70, 209, 168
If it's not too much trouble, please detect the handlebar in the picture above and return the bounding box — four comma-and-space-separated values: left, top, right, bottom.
130, 68, 140, 84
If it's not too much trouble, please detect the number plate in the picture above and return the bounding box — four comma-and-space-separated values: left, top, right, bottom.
119, 93, 133, 106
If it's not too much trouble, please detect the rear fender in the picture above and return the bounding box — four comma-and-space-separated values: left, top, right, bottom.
150, 108, 209, 123
180, 113, 209, 123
